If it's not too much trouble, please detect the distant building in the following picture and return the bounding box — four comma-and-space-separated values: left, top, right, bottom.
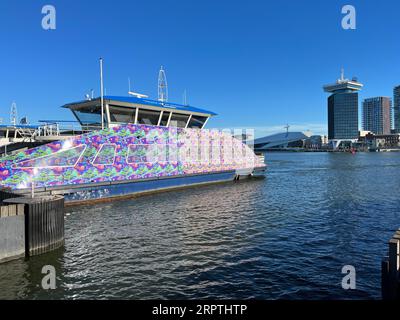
254, 132, 308, 151
323, 69, 363, 143
359, 130, 372, 137
359, 133, 400, 149
394, 85, 400, 133
362, 97, 392, 135
304, 135, 323, 149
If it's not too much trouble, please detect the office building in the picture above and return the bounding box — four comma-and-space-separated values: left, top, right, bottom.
323, 69, 363, 142
394, 85, 400, 133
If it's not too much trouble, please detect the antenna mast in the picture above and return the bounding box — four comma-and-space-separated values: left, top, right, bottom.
10, 102, 18, 126
338, 67, 348, 83
284, 124, 290, 137
100, 58, 104, 130
158, 66, 168, 103
183, 89, 187, 105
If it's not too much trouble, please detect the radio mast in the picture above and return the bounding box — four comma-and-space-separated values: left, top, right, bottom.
10, 102, 18, 126
183, 89, 187, 106
158, 66, 168, 103
284, 124, 290, 137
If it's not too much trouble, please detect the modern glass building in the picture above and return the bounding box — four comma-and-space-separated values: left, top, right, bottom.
323, 70, 363, 141
394, 85, 400, 133
362, 97, 392, 135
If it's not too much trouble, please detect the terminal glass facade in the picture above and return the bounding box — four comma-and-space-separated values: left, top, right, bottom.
328, 92, 359, 140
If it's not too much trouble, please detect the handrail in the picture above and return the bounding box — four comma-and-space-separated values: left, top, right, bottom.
37, 122, 101, 136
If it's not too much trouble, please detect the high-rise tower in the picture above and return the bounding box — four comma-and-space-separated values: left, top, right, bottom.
158, 66, 168, 103
362, 97, 392, 135
323, 69, 363, 141
394, 85, 400, 133
10, 102, 18, 126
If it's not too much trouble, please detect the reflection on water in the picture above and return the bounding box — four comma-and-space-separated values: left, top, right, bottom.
0, 152, 400, 299
0, 248, 65, 300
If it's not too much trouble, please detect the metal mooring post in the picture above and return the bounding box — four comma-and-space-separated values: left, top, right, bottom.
31, 181, 34, 199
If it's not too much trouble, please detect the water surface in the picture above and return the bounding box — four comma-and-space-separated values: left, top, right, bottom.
1, 152, 399, 299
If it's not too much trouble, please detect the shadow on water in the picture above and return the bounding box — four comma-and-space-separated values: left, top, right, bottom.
0, 247, 65, 300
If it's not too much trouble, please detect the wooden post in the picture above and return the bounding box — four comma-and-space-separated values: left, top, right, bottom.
388, 239, 399, 275
0, 206, 7, 218
382, 258, 390, 300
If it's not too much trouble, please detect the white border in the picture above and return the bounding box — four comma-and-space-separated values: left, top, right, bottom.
91, 143, 117, 166
13, 144, 87, 169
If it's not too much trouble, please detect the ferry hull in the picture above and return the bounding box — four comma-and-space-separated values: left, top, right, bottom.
12, 167, 264, 205
62, 171, 237, 205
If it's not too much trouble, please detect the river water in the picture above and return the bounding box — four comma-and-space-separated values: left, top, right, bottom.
1, 152, 400, 300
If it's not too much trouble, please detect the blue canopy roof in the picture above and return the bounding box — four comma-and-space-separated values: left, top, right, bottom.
63, 95, 217, 116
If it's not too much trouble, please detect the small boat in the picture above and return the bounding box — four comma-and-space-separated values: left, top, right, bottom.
0, 94, 266, 205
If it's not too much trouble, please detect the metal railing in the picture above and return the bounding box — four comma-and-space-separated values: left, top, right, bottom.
255, 153, 265, 165
37, 121, 101, 137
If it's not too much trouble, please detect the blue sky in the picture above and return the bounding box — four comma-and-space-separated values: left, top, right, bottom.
0, 0, 399, 136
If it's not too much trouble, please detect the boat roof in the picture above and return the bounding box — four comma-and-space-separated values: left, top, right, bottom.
62, 95, 217, 116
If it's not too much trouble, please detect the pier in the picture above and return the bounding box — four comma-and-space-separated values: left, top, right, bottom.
0, 190, 65, 264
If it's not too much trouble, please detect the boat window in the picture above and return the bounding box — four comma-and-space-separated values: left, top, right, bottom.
233, 144, 245, 163
211, 146, 221, 164
109, 105, 136, 123
137, 109, 161, 126
92, 144, 116, 165
199, 142, 210, 163
222, 139, 234, 165
73, 105, 105, 126
159, 111, 171, 126
187, 115, 208, 129
167, 144, 179, 162
184, 144, 200, 163
126, 144, 167, 164
210, 137, 222, 164
169, 113, 190, 128
13, 145, 87, 169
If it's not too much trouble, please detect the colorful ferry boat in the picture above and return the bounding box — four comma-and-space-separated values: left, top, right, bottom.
0, 93, 266, 205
